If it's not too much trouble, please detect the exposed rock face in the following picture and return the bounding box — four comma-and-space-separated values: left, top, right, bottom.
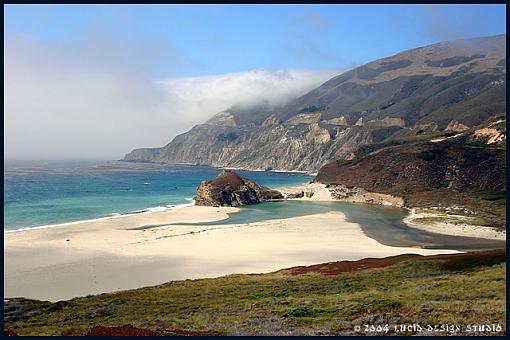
279, 182, 331, 201
328, 184, 405, 207
366, 117, 406, 128
286, 191, 305, 199
205, 110, 237, 127
473, 128, 506, 144
471, 117, 506, 146
323, 116, 348, 125
281, 182, 404, 207
124, 123, 398, 171
344, 152, 355, 161
124, 35, 505, 171
195, 170, 283, 207
446, 120, 470, 132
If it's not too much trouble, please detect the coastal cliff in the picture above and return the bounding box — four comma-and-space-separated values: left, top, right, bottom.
124, 35, 506, 172
195, 170, 283, 207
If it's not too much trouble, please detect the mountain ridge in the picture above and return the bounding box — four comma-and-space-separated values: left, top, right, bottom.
124, 34, 506, 172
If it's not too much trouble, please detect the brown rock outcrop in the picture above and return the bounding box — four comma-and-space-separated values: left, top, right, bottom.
195, 170, 283, 207
472, 127, 506, 145
328, 184, 405, 207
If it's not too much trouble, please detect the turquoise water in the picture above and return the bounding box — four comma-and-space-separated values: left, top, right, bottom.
4, 160, 312, 230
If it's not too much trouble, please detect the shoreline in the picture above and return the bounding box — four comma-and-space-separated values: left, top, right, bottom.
4, 181, 504, 301
5, 204, 459, 302
223, 166, 315, 175
7, 180, 504, 240
4, 201, 197, 234
5, 165, 312, 233
279, 182, 506, 241
119, 159, 318, 176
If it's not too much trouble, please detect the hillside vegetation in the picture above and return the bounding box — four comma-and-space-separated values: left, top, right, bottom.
4, 250, 506, 336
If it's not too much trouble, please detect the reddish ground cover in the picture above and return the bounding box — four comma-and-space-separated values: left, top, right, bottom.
286, 249, 505, 276
4, 327, 18, 336
287, 254, 419, 276
86, 325, 225, 336
87, 325, 164, 336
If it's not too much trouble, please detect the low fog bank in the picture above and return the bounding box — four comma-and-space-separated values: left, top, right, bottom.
5, 37, 339, 160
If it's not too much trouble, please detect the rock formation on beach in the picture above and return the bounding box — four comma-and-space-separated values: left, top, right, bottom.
195, 170, 283, 207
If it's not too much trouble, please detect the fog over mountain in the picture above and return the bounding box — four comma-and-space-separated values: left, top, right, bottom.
4, 37, 338, 159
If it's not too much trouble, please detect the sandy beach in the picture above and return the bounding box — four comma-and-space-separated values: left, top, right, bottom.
4, 204, 460, 302
403, 208, 506, 241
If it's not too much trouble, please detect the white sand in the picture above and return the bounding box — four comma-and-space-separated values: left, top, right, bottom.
4, 204, 459, 302
404, 208, 506, 241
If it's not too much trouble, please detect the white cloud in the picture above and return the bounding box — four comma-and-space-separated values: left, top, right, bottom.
4, 37, 340, 160
157, 68, 339, 122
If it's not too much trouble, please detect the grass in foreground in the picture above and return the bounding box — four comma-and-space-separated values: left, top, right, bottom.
4, 250, 506, 336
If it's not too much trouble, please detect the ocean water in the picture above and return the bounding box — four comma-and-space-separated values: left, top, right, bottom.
4, 160, 312, 231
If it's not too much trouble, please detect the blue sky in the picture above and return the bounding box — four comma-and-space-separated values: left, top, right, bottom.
5, 4, 506, 78
4, 4, 506, 159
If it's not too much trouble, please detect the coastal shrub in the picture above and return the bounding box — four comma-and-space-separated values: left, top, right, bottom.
216, 132, 238, 142
61, 327, 87, 336
418, 151, 435, 161
284, 306, 323, 318
436, 252, 506, 271
340, 294, 404, 317
478, 190, 506, 201
299, 105, 325, 113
